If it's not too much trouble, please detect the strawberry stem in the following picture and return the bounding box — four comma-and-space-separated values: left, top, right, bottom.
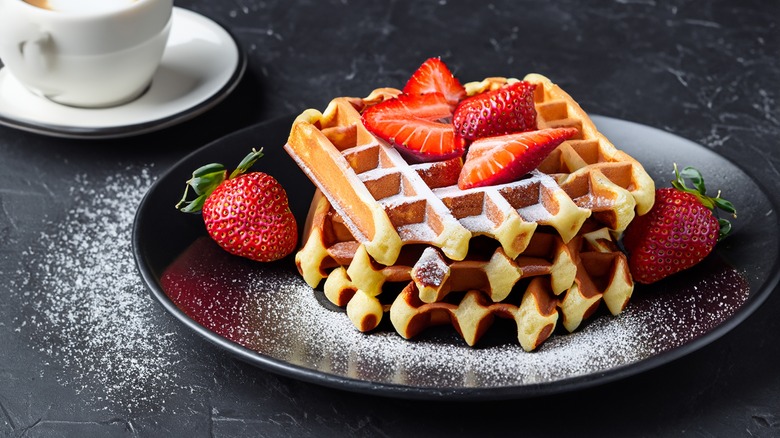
176, 148, 264, 213
671, 163, 737, 240
230, 148, 264, 179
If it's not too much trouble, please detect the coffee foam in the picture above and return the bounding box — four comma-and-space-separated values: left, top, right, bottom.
24, 0, 139, 13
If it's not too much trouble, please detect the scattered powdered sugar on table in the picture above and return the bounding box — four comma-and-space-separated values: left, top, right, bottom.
14, 166, 192, 412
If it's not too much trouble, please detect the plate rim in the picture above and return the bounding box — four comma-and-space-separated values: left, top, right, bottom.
132, 114, 780, 400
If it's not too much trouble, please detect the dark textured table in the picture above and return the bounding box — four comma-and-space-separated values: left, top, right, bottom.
1, 0, 779, 436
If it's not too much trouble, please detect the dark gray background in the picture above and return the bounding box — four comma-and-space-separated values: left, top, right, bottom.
1, 0, 778, 436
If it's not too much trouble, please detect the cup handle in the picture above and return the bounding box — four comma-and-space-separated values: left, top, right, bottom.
17, 29, 53, 74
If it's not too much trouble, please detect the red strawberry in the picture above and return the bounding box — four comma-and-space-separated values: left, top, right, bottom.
452, 81, 537, 141
176, 149, 298, 262
622, 165, 736, 284
457, 127, 577, 189
414, 156, 463, 189
403, 57, 466, 108
362, 92, 466, 162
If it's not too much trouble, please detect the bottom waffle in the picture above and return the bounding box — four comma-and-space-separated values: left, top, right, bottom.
296, 190, 634, 351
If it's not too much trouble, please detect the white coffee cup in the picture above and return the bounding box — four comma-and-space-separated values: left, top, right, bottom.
0, 0, 173, 108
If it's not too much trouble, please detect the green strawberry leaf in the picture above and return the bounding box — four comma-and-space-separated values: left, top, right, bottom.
177, 148, 264, 213
230, 148, 264, 179
177, 193, 208, 213
671, 163, 737, 240
713, 196, 737, 215
192, 163, 226, 178
679, 166, 706, 194
718, 218, 732, 240
189, 168, 227, 196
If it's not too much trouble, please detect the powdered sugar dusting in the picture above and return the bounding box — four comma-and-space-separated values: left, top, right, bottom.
269, 275, 648, 386
517, 203, 552, 223
458, 215, 495, 233
13, 166, 193, 412
412, 247, 448, 287
162, 240, 751, 390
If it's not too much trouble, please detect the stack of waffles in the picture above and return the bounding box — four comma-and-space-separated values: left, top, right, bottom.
285, 73, 654, 351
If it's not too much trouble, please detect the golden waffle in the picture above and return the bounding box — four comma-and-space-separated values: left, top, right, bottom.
287, 74, 648, 350
296, 192, 633, 350
297, 190, 577, 299
390, 279, 559, 351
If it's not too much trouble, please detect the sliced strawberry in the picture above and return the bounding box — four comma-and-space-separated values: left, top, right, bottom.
403, 58, 466, 109
413, 156, 463, 189
453, 81, 537, 141
458, 127, 578, 189
362, 92, 465, 162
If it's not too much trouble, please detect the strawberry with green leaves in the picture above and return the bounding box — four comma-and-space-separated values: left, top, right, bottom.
622, 164, 736, 284
177, 148, 298, 262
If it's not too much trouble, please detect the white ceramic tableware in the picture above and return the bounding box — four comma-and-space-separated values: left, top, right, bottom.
0, 0, 173, 108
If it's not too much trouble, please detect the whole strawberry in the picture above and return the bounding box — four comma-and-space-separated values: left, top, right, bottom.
176, 148, 298, 262
622, 164, 736, 284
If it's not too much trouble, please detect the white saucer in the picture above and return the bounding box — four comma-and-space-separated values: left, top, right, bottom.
0, 7, 246, 139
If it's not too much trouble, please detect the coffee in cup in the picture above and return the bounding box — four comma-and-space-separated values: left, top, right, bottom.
0, 0, 173, 108
23, 0, 139, 13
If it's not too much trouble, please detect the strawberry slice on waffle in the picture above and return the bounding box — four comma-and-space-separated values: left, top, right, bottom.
403, 57, 466, 109
363, 58, 468, 162
362, 92, 466, 162
458, 127, 578, 189
453, 81, 538, 141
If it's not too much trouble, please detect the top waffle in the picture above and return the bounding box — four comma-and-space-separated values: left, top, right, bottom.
285, 74, 654, 267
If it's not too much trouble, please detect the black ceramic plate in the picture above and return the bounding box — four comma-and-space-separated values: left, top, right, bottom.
132, 115, 780, 400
